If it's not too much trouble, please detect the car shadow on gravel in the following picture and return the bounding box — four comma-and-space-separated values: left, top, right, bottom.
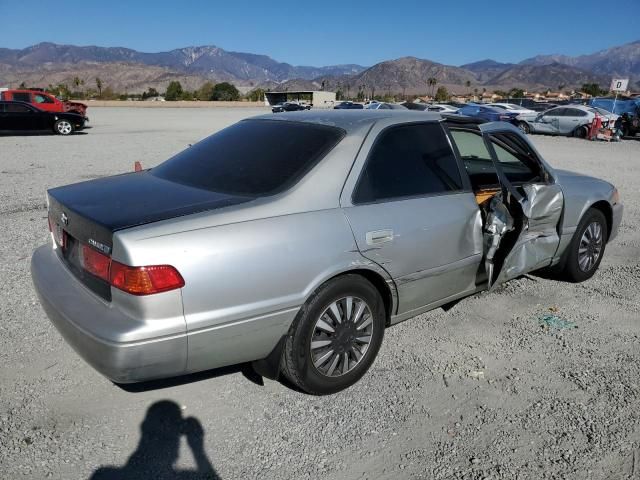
89, 400, 221, 479
116, 363, 266, 393
0, 130, 88, 136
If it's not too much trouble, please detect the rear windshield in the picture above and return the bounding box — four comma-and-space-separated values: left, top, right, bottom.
152, 119, 345, 196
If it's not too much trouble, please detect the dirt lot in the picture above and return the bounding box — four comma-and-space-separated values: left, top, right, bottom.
1, 107, 639, 480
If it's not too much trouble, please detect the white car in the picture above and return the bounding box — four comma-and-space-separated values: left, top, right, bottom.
426, 104, 459, 114
516, 105, 614, 137
487, 103, 536, 115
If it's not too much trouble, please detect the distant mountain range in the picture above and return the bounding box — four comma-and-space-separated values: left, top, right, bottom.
0, 40, 638, 94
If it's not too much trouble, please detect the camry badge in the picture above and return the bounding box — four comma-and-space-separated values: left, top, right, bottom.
61, 212, 69, 226
88, 238, 111, 255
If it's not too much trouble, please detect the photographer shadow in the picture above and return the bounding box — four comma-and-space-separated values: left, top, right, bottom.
90, 400, 220, 479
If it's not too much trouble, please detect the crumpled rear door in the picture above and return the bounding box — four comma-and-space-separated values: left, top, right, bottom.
490, 183, 563, 287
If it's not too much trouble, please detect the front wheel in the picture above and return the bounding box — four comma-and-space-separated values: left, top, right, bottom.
54, 119, 73, 135
281, 275, 385, 395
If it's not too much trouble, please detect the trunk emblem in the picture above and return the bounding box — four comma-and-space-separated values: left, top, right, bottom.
88, 238, 111, 255
61, 212, 69, 226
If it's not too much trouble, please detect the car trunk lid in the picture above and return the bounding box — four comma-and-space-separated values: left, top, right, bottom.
47, 171, 254, 300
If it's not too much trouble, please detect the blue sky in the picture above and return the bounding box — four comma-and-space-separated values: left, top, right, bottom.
0, 0, 638, 67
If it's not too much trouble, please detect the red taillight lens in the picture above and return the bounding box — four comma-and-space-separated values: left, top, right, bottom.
81, 245, 111, 281
110, 262, 185, 295
80, 245, 184, 295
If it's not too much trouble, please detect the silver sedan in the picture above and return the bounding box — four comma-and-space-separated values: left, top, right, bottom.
32, 111, 623, 394
516, 104, 615, 137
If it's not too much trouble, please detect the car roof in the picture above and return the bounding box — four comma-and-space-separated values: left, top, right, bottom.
552, 104, 592, 111
251, 110, 445, 133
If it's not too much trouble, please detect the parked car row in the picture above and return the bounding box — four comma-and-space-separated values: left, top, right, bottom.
272, 102, 311, 113
271, 97, 633, 141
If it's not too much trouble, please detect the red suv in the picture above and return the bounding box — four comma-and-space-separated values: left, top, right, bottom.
0, 89, 87, 118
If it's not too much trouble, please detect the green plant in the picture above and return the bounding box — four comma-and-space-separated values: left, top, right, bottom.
211, 82, 240, 101
165, 81, 184, 101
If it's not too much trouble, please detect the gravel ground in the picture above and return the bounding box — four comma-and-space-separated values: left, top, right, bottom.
0, 107, 639, 480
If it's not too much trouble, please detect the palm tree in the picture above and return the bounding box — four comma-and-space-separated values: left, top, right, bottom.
465, 80, 471, 95
427, 77, 437, 97
95, 77, 103, 97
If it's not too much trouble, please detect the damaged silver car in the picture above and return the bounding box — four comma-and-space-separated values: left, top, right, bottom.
31, 111, 623, 395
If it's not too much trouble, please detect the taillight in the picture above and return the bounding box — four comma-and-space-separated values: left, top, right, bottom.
81, 245, 110, 281
110, 262, 185, 295
80, 245, 184, 295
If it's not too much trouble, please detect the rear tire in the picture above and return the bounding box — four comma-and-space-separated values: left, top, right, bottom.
573, 125, 588, 139
281, 275, 385, 395
54, 119, 73, 136
518, 121, 531, 134
557, 208, 607, 282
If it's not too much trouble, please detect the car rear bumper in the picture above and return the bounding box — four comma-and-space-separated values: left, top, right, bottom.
609, 202, 623, 242
31, 245, 187, 383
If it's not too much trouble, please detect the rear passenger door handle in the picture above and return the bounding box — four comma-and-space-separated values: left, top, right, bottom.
366, 229, 394, 246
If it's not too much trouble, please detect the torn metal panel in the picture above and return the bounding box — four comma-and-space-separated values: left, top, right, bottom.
483, 194, 515, 288
492, 183, 564, 287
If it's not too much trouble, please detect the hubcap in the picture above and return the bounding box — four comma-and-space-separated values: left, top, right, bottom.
310, 296, 373, 377
58, 121, 72, 134
578, 221, 603, 272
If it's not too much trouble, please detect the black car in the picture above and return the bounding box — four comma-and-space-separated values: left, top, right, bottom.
271, 102, 310, 113
333, 101, 364, 110
0, 101, 86, 135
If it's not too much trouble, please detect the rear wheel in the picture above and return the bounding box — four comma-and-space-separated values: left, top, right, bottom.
281, 275, 385, 395
54, 119, 73, 135
573, 125, 588, 139
518, 121, 531, 134
558, 208, 607, 282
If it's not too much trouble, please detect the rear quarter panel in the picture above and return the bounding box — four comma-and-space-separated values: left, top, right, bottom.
113, 209, 391, 372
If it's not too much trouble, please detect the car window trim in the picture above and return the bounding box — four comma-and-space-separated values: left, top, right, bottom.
350, 120, 469, 206
488, 131, 550, 184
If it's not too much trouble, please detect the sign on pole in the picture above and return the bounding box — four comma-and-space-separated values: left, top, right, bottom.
610, 78, 629, 92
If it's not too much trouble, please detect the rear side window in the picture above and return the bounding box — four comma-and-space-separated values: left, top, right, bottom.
5, 103, 31, 113
546, 108, 566, 116
353, 123, 463, 204
449, 129, 543, 187
152, 119, 344, 196
488, 133, 543, 184
567, 108, 588, 117
12, 92, 31, 102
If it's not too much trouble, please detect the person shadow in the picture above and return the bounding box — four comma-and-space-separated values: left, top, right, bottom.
90, 400, 220, 479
